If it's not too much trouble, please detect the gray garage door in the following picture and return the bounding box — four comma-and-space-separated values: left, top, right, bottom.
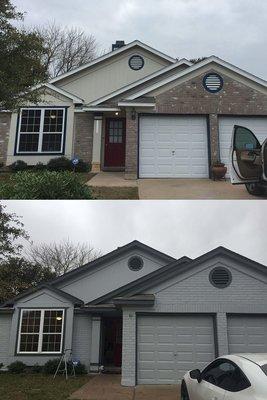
137, 314, 215, 384
228, 315, 267, 354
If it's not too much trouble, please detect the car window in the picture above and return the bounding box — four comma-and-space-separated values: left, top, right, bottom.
261, 364, 267, 376
234, 126, 259, 151
202, 359, 251, 392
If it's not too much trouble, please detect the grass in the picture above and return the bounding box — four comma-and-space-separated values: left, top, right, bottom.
91, 186, 139, 200
0, 373, 90, 400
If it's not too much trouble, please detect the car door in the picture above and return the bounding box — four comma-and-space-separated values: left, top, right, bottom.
188, 360, 226, 400
262, 138, 267, 181
229, 125, 262, 184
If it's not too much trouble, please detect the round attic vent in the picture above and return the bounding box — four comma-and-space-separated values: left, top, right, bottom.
128, 256, 144, 271
129, 55, 145, 71
209, 267, 232, 288
203, 73, 223, 93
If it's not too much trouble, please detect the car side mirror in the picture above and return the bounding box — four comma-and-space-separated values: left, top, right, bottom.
190, 369, 202, 383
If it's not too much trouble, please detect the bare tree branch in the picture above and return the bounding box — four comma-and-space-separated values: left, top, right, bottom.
27, 239, 101, 275
33, 22, 98, 78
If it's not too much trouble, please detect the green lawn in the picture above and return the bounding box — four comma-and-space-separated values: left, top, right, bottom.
91, 186, 139, 200
0, 373, 90, 400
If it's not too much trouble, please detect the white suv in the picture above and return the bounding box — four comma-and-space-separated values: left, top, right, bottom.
181, 354, 267, 400
229, 125, 267, 196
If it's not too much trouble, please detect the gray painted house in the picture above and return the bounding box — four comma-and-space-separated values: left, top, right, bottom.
1, 40, 267, 179
1, 240, 267, 386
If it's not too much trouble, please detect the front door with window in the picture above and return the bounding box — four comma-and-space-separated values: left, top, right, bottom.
104, 119, 126, 168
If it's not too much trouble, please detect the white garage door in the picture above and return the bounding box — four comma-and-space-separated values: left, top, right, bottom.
139, 116, 209, 178
137, 314, 215, 384
228, 315, 267, 354
219, 117, 267, 175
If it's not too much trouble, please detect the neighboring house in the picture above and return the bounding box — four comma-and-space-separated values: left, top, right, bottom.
1, 40, 267, 178
1, 240, 267, 386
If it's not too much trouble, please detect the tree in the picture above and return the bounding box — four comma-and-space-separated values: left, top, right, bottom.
189, 57, 207, 64
27, 239, 101, 275
0, 257, 56, 304
0, 203, 29, 261
0, 0, 47, 110
35, 22, 98, 78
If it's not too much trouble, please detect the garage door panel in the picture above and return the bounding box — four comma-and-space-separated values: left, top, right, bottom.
228, 315, 267, 354
137, 314, 215, 384
139, 116, 209, 178
219, 117, 267, 175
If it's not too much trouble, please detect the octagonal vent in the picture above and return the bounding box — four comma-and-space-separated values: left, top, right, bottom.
129, 55, 145, 71
203, 73, 223, 93
209, 267, 232, 288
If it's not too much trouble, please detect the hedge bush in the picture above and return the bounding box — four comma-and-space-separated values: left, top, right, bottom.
31, 363, 43, 373
7, 361, 26, 373
0, 171, 93, 199
47, 157, 73, 172
9, 160, 28, 172
73, 159, 91, 173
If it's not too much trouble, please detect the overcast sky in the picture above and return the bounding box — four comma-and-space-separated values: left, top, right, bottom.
2, 200, 267, 265
12, 0, 267, 79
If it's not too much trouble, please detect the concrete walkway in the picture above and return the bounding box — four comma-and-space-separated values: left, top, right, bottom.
69, 375, 180, 400
87, 172, 266, 199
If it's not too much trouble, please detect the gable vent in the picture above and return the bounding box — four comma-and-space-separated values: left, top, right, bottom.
209, 267, 232, 288
129, 55, 145, 71
203, 73, 223, 93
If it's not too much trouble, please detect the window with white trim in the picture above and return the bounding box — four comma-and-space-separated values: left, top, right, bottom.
18, 309, 64, 354
17, 108, 66, 154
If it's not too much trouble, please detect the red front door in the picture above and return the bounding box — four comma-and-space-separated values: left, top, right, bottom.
104, 118, 126, 167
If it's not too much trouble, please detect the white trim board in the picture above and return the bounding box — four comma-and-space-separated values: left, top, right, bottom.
50, 40, 177, 84
89, 59, 192, 106
126, 56, 267, 100
33, 83, 84, 104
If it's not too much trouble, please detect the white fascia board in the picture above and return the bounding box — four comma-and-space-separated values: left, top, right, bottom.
32, 83, 84, 104
50, 40, 176, 84
126, 56, 267, 100
118, 102, 155, 107
90, 59, 192, 106
75, 107, 121, 112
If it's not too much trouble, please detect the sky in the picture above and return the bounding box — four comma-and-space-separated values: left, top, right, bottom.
12, 0, 267, 79
2, 200, 267, 265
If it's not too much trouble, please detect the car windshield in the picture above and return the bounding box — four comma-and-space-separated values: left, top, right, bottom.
261, 365, 267, 376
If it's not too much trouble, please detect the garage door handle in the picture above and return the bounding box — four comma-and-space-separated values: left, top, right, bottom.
172, 150, 175, 155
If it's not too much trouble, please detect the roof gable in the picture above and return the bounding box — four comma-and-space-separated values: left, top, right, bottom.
126, 56, 267, 100
50, 40, 176, 85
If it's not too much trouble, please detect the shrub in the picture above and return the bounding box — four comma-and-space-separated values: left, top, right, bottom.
43, 359, 60, 374
47, 157, 73, 172
73, 159, 91, 173
74, 362, 87, 375
9, 160, 28, 172
0, 171, 93, 200
31, 363, 43, 373
0, 363, 3, 370
33, 162, 47, 172
7, 361, 26, 373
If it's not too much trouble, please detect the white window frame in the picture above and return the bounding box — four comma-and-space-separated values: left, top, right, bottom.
16, 108, 66, 154
17, 308, 65, 354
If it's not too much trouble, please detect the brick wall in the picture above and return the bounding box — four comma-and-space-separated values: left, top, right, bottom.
73, 113, 94, 163
121, 309, 136, 386
0, 113, 11, 165
125, 70, 267, 176
125, 110, 138, 179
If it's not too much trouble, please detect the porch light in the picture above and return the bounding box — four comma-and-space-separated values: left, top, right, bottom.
115, 112, 119, 116
56, 316, 62, 321
131, 108, 136, 120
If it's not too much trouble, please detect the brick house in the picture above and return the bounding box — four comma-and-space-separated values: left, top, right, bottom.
1, 40, 267, 179
1, 240, 267, 385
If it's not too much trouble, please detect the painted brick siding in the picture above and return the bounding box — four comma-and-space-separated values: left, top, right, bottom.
73, 113, 94, 163
0, 314, 12, 368
121, 309, 136, 386
121, 256, 267, 386
0, 113, 11, 165
72, 314, 92, 370
125, 70, 267, 175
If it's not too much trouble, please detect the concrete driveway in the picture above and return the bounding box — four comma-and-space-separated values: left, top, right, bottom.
69, 374, 180, 400
138, 179, 266, 200
88, 172, 267, 200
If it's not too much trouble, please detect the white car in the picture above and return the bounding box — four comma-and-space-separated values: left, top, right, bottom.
229, 125, 267, 196
181, 354, 267, 400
